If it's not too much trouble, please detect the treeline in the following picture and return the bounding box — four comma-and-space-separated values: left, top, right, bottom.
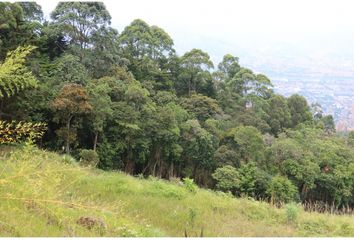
0, 2, 353, 209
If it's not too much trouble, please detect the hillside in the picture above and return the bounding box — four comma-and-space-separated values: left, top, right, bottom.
0, 145, 353, 237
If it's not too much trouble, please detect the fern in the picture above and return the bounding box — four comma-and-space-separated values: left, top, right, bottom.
0, 45, 38, 98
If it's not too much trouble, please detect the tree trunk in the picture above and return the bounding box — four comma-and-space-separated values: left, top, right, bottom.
168, 162, 175, 179
188, 79, 191, 97
65, 116, 73, 154
0, 99, 3, 119
124, 146, 135, 174
93, 132, 98, 152
188, 76, 194, 97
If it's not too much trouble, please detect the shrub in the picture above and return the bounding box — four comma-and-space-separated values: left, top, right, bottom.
285, 202, 300, 223
267, 175, 297, 205
61, 154, 78, 165
183, 177, 197, 193
79, 149, 99, 167
212, 163, 270, 198
212, 165, 240, 193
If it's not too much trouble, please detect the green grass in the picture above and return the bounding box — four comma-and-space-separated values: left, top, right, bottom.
0, 144, 353, 237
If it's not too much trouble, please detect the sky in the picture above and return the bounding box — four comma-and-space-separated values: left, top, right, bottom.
35, 0, 354, 78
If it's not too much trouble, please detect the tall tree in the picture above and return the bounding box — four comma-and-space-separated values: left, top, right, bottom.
178, 49, 214, 96
0, 2, 43, 61
50, 2, 111, 58
87, 79, 113, 151
217, 54, 240, 79
119, 19, 175, 90
51, 83, 92, 153
287, 94, 312, 127
267, 94, 291, 135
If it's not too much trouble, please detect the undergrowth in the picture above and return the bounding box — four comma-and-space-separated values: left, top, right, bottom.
0, 144, 353, 237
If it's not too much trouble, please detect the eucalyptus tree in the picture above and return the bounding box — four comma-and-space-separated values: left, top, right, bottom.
119, 19, 176, 90
178, 49, 214, 96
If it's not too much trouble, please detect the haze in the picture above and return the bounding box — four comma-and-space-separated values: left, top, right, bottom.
37, 0, 354, 77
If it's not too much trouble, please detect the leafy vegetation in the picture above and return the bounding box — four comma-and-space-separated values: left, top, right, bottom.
0, 146, 353, 237
0, 2, 354, 236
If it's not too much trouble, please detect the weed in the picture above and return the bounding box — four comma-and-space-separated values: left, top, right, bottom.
285, 203, 300, 224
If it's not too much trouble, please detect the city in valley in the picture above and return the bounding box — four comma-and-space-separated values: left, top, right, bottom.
271, 76, 354, 132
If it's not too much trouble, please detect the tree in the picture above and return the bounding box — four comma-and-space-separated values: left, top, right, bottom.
212, 165, 240, 194
51, 2, 111, 51
119, 19, 175, 89
230, 126, 265, 164
214, 145, 240, 168
266, 175, 297, 205
178, 49, 214, 96
87, 79, 113, 151
180, 119, 216, 185
17, 2, 43, 21
213, 163, 269, 198
267, 94, 291, 135
87, 26, 123, 78
287, 94, 312, 127
181, 94, 220, 122
119, 19, 174, 61
217, 54, 240, 79
51, 83, 92, 153
50, 54, 89, 87
0, 2, 43, 61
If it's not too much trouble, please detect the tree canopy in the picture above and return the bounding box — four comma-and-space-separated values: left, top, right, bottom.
1, 2, 353, 212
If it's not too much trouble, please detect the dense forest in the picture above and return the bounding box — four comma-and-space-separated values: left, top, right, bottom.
0, 2, 353, 210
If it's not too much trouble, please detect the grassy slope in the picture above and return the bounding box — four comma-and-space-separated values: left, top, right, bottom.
0, 145, 353, 237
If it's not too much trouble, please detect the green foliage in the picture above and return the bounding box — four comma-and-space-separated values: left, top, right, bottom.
212, 163, 269, 198
51, 2, 111, 51
183, 177, 198, 193
79, 149, 99, 167
231, 126, 265, 164
178, 48, 214, 96
181, 94, 220, 122
287, 94, 313, 127
51, 54, 89, 87
0, 46, 38, 98
1, 148, 353, 237
0, 3, 43, 61
267, 94, 291, 135
267, 176, 297, 205
285, 203, 300, 223
2, 2, 353, 213
212, 165, 240, 193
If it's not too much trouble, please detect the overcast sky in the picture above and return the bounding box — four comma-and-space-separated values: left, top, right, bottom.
35, 0, 354, 76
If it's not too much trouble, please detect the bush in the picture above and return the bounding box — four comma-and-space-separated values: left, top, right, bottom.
212, 165, 240, 193
285, 202, 300, 223
61, 154, 78, 165
267, 175, 297, 205
212, 163, 270, 198
79, 149, 99, 167
183, 177, 198, 193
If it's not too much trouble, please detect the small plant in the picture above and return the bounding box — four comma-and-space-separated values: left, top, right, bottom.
137, 173, 144, 179
285, 202, 300, 224
183, 177, 197, 193
79, 149, 99, 167
61, 154, 77, 165
188, 208, 197, 227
